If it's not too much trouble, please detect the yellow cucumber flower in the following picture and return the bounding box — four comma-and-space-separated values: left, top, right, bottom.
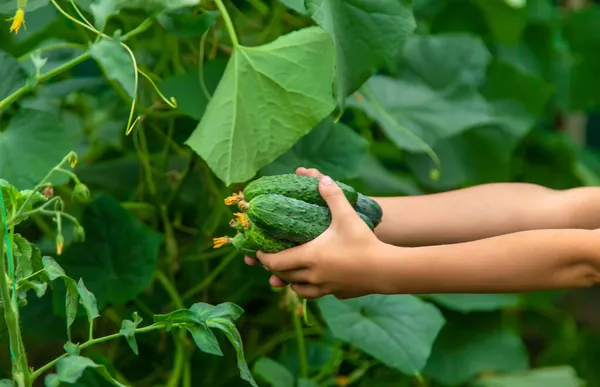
8, 8, 25, 35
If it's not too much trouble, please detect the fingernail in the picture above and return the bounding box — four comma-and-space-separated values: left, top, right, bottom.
321, 176, 333, 185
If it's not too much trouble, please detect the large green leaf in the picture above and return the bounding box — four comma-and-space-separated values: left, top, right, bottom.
426, 294, 520, 313
0, 109, 81, 190
317, 294, 445, 376
253, 357, 294, 387
56, 195, 163, 308
86, 0, 202, 31
158, 59, 228, 120
406, 57, 553, 189
0, 51, 26, 104
562, 6, 600, 110
472, 366, 585, 387
89, 38, 136, 99
0, 0, 48, 13
260, 117, 369, 180
185, 26, 336, 185
278, 0, 307, 14
155, 302, 258, 387
44, 355, 127, 387
424, 326, 528, 385
347, 33, 496, 153
306, 0, 415, 105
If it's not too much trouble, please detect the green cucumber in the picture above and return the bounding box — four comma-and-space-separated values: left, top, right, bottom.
238, 174, 359, 207
245, 222, 298, 253
231, 233, 258, 258
354, 193, 383, 227
246, 194, 374, 244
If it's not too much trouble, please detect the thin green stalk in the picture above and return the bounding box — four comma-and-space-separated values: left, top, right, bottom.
0, 52, 90, 112
0, 221, 30, 385
292, 303, 309, 378
213, 0, 240, 46
31, 324, 167, 381
155, 270, 188, 387
182, 249, 237, 301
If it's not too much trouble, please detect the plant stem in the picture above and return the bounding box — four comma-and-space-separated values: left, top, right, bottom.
213, 0, 240, 46
0, 223, 31, 385
0, 52, 90, 112
155, 271, 188, 387
31, 323, 167, 380
182, 249, 237, 301
292, 299, 309, 378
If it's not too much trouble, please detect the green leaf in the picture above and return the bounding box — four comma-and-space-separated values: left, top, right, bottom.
186, 323, 223, 357
0, 0, 48, 12
472, 366, 585, 387
56, 194, 163, 308
0, 109, 81, 190
87, 0, 202, 31
424, 326, 528, 385
471, 0, 527, 44
278, 0, 307, 14
42, 256, 67, 281
157, 9, 220, 38
64, 341, 80, 356
306, 0, 416, 106
89, 38, 136, 99
185, 26, 336, 185
260, 117, 369, 180
13, 233, 34, 280
158, 59, 228, 120
297, 379, 319, 387
0, 51, 26, 104
119, 311, 143, 355
347, 33, 495, 152
406, 56, 553, 188
355, 153, 422, 196
44, 355, 127, 387
77, 278, 100, 325
0, 379, 13, 387
426, 294, 521, 313
41, 257, 80, 339
317, 294, 445, 376
253, 357, 294, 387
156, 302, 257, 386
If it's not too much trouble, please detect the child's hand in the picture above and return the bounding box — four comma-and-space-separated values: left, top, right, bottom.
244, 167, 324, 267
253, 173, 389, 300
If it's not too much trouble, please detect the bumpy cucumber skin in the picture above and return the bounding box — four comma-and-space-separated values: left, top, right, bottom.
231, 233, 258, 258
247, 194, 374, 244
243, 174, 358, 207
245, 223, 297, 253
354, 193, 383, 227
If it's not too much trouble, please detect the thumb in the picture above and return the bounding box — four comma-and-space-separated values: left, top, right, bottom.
319, 175, 357, 223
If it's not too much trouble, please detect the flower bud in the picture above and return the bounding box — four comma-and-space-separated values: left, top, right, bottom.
73, 183, 90, 202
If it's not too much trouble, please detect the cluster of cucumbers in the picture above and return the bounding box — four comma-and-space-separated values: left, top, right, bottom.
213, 174, 383, 258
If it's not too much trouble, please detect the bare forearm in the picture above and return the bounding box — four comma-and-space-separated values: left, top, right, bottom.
372, 183, 600, 246
374, 229, 600, 295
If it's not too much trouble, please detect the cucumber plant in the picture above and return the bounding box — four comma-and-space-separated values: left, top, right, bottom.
0, 153, 257, 387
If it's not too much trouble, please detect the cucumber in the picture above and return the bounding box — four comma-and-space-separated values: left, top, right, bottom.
231, 233, 258, 258
354, 193, 383, 227
226, 174, 359, 207
245, 222, 298, 253
246, 194, 374, 244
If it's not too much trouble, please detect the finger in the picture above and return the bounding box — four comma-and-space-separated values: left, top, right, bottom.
269, 275, 287, 288
290, 283, 323, 299
244, 256, 258, 266
257, 247, 308, 272
319, 175, 359, 223
296, 167, 323, 179
272, 269, 311, 284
